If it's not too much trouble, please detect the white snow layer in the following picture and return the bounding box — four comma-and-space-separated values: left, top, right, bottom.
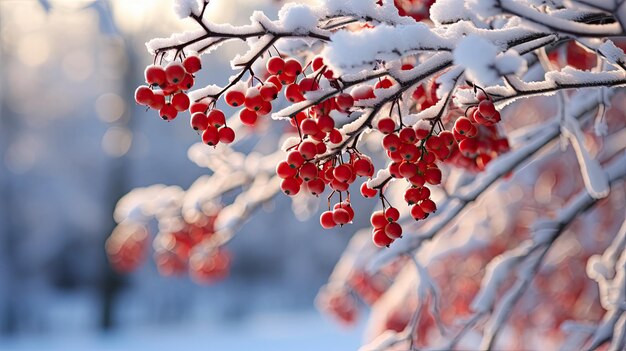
278, 3, 319, 34
453, 34, 499, 86
173, 0, 201, 19
561, 113, 610, 199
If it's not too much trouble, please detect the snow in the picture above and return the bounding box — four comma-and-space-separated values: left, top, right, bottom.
561, 112, 610, 199
430, 0, 479, 25
453, 34, 499, 86
322, 23, 451, 74
366, 168, 391, 189
278, 3, 319, 34
598, 40, 626, 65
470, 242, 533, 313
172, 0, 201, 19
0, 311, 362, 351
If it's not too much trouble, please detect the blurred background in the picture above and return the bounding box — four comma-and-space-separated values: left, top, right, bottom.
0, 0, 363, 349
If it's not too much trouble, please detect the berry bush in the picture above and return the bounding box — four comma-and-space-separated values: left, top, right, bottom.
109, 0, 626, 349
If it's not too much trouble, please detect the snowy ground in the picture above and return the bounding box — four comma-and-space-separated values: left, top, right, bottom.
0, 311, 364, 351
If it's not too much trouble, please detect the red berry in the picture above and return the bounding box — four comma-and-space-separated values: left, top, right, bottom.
135, 86, 154, 106
316, 142, 327, 155
385, 207, 400, 222
277, 161, 297, 179
370, 211, 387, 228
257, 101, 273, 116
259, 83, 279, 101
335, 93, 354, 111
360, 182, 378, 198
330, 179, 349, 192
278, 72, 296, 85
287, 151, 305, 168
298, 141, 317, 160
353, 158, 374, 177
351, 86, 375, 100
334, 202, 354, 221
329, 129, 343, 144
299, 77, 320, 92
333, 208, 351, 225
149, 92, 166, 110
384, 222, 402, 239
399, 161, 417, 179
265, 75, 283, 91
266, 57, 285, 75
159, 104, 178, 121
404, 188, 420, 205
399, 143, 419, 162
410, 204, 428, 220
459, 138, 478, 157
375, 77, 394, 89
207, 109, 226, 128
178, 74, 195, 90
183, 55, 202, 74
311, 56, 325, 71
202, 126, 220, 146
285, 84, 305, 103
317, 115, 335, 133
454, 117, 473, 135
145, 65, 167, 87
372, 228, 393, 247
300, 119, 319, 136
425, 135, 443, 150
382, 134, 401, 152
244, 89, 264, 111
171, 93, 190, 111
239, 109, 258, 126
478, 99, 496, 118
399, 128, 417, 144
320, 211, 337, 229
377, 118, 396, 134
190, 102, 208, 114
165, 61, 186, 85
333, 164, 353, 183
283, 58, 302, 76
414, 121, 431, 140
424, 167, 442, 185
281, 177, 301, 196
408, 174, 425, 187
420, 198, 437, 213
218, 127, 235, 144
225, 90, 245, 107
190, 112, 209, 131
307, 178, 325, 196
476, 153, 493, 170
299, 162, 318, 181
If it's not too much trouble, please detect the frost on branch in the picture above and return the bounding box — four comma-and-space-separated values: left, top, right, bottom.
122, 0, 626, 349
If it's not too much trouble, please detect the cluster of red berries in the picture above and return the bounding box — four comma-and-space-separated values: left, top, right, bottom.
277, 145, 374, 194
134, 54, 202, 121
189, 106, 235, 146
223, 56, 307, 127
317, 286, 359, 325
152, 213, 230, 284
447, 91, 510, 172
106, 223, 149, 273
378, 116, 443, 221
107, 207, 231, 284
369, 207, 403, 247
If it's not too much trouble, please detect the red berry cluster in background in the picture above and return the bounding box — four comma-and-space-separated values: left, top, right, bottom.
447, 90, 510, 172
106, 206, 230, 284
106, 223, 149, 273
